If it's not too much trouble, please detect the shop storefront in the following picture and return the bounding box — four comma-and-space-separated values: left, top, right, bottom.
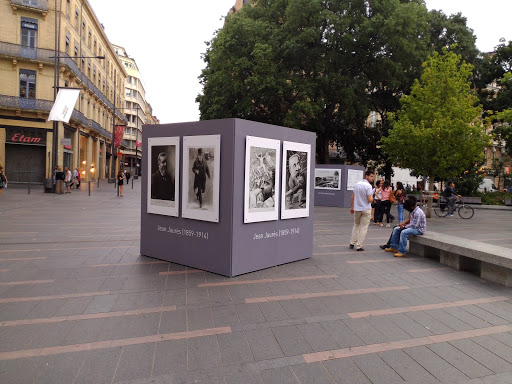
4, 127, 49, 183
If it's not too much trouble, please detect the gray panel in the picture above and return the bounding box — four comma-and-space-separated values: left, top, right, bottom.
140, 119, 235, 276
231, 119, 315, 276
314, 164, 365, 208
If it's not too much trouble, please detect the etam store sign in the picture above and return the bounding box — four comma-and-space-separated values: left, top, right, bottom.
6, 128, 47, 146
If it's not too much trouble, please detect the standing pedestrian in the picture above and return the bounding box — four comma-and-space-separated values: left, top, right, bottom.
117, 170, 125, 197
349, 169, 375, 252
72, 167, 80, 189
373, 179, 383, 225
394, 181, 406, 223
53, 165, 58, 191
125, 169, 131, 184
380, 180, 395, 227
65, 167, 72, 193
0, 165, 7, 197
55, 167, 65, 194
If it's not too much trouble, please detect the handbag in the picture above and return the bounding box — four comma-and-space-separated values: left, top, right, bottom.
389, 191, 396, 204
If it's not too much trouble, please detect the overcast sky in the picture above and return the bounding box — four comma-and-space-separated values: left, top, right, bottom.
88, 0, 511, 125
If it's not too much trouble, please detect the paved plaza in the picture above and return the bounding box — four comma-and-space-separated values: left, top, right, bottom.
0, 182, 512, 384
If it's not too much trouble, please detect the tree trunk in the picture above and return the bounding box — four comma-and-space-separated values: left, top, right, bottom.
318, 134, 330, 164
426, 174, 434, 218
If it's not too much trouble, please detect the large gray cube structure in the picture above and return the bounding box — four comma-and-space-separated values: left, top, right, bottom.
314, 164, 365, 208
140, 118, 316, 277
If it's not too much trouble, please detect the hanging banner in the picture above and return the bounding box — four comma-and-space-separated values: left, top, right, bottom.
48, 88, 80, 123
114, 125, 126, 148
136, 140, 142, 148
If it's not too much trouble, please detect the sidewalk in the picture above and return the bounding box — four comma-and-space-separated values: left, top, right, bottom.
0, 183, 511, 384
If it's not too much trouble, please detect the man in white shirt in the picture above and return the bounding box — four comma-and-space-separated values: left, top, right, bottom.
349, 169, 375, 251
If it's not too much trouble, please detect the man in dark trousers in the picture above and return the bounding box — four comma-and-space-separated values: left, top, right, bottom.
151, 152, 174, 200
192, 148, 210, 208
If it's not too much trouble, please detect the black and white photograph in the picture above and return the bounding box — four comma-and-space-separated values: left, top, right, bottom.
315, 168, 341, 190
244, 136, 280, 223
182, 135, 221, 222
147, 137, 179, 217
281, 141, 311, 219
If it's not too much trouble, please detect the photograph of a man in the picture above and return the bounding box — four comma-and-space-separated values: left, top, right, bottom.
151, 150, 175, 201
285, 151, 307, 209
192, 148, 211, 209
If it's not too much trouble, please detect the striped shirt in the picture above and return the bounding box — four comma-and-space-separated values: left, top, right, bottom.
406, 206, 426, 234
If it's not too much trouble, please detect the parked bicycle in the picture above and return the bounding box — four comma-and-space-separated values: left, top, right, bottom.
434, 197, 474, 219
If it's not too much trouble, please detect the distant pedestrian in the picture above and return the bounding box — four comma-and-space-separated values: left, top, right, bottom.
349, 169, 375, 251
0, 165, 8, 197
394, 181, 406, 223
65, 167, 72, 193
380, 180, 395, 227
117, 170, 125, 197
443, 181, 461, 216
72, 167, 80, 189
53, 165, 58, 190
55, 167, 65, 194
373, 179, 383, 225
385, 197, 426, 257
125, 170, 131, 184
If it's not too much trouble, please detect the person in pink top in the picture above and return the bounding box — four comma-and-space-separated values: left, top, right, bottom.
380, 180, 395, 227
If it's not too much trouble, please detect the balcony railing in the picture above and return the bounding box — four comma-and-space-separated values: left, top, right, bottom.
0, 41, 127, 123
0, 94, 113, 140
11, 0, 48, 13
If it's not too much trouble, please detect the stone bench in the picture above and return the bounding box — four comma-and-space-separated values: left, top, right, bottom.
461, 196, 482, 205
409, 232, 512, 287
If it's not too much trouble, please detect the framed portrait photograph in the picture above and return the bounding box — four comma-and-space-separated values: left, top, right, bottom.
147, 137, 180, 217
244, 136, 280, 223
281, 141, 311, 220
315, 168, 341, 190
181, 135, 221, 223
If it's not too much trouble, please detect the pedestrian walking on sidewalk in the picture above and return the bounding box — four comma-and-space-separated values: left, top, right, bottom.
117, 170, 125, 197
55, 167, 65, 194
349, 169, 375, 252
0, 165, 7, 197
65, 167, 72, 193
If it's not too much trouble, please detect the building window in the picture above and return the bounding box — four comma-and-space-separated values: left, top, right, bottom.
23, 0, 38, 6
65, 32, 70, 54
82, 20, 86, 38
66, 0, 70, 18
88, 30, 91, 48
21, 19, 38, 48
75, 9, 79, 30
74, 43, 79, 57
19, 69, 36, 99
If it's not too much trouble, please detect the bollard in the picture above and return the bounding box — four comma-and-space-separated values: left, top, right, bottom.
132, 178, 134, 189
117, 183, 119, 196
88, 180, 91, 196
97, 178, 100, 188
28, 180, 31, 194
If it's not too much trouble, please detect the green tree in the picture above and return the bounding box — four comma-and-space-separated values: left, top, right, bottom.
381, 48, 490, 217
197, 0, 431, 164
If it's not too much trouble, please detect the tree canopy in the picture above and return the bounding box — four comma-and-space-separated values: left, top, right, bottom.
197, 0, 479, 169
380, 49, 489, 214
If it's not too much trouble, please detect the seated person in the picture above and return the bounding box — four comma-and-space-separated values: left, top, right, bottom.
385, 197, 426, 257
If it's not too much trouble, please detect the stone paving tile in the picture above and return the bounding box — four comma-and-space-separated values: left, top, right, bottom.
427, 342, 493, 378
212, 304, 240, 327
187, 307, 215, 331
258, 302, 290, 322
245, 328, 285, 361
235, 303, 266, 324
404, 310, 455, 335
296, 322, 339, 352
271, 325, 313, 357
473, 335, 512, 364
404, 345, 469, 382
323, 357, 372, 384
378, 349, 439, 384
152, 339, 188, 377
0, 356, 46, 384
351, 354, 406, 384
259, 366, 300, 384
449, 338, 512, 374
75, 347, 123, 384
320, 319, 365, 348
113, 343, 155, 383
217, 331, 254, 366
187, 335, 222, 371
343, 318, 389, 345
224, 372, 263, 384
292, 361, 335, 384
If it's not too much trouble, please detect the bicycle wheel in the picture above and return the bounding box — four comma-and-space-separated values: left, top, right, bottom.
458, 204, 474, 219
434, 203, 448, 217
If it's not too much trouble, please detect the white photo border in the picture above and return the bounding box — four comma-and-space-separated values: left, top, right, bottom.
181, 135, 221, 223
314, 168, 342, 190
244, 136, 280, 223
281, 141, 311, 220
147, 137, 180, 217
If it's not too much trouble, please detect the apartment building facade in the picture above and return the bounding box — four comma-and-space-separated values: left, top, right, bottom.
0, 0, 127, 184
113, 44, 158, 177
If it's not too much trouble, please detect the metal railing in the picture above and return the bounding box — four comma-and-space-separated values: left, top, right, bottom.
10, 0, 48, 12
0, 41, 127, 123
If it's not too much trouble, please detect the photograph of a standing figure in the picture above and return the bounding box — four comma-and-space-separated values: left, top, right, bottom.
147, 137, 180, 217
244, 136, 280, 223
281, 141, 311, 219
182, 135, 220, 222
192, 148, 210, 209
